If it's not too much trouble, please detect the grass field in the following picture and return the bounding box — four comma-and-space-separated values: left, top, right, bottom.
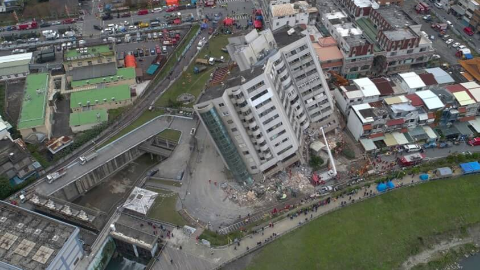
155, 34, 231, 108
157, 24, 201, 82
157, 129, 181, 143
247, 175, 480, 270
147, 188, 187, 226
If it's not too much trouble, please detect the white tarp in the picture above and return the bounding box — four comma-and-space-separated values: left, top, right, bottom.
469, 118, 480, 133
423, 126, 438, 139
392, 132, 409, 145
360, 138, 376, 151
310, 141, 325, 152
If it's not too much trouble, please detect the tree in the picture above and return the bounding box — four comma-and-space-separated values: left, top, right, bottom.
310, 155, 324, 171
0, 176, 13, 200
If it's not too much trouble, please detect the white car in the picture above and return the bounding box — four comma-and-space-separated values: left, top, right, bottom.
320, 186, 333, 193
153, 7, 162, 12
446, 20, 453, 27
432, 54, 441, 59
51, 21, 61, 25
458, 45, 467, 50
434, 2, 443, 8
123, 21, 130, 26
445, 39, 454, 44
452, 42, 461, 48
128, 25, 137, 30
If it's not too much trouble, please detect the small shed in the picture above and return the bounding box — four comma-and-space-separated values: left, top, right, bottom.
436, 167, 452, 178
310, 141, 325, 154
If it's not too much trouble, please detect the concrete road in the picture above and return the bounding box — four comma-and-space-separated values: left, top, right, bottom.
34, 115, 176, 196
402, 1, 461, 65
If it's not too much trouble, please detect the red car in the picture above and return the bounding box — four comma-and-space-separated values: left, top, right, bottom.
137, 9, 149, 15
166, 6, 178, 12
464, 27, 474, 36
62, 18, 75, 24
155, 45, 161, 54
468, 137, 480, 146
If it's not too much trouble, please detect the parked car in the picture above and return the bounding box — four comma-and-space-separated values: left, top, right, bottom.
93, 25, 102, 30
464, 27, 474, 36
51, 21, 61, 25
121, 13, 131, 17
434, 2, 443, 8
468, 137, 480, 146
432, 54, 441, 59
452, 42, 460, 48
150, 48, 156, 55
458, 45, 467, 50
403, 144, 421, 153
40, 22, 51, 28
446, 20, 453, 27
138, 48, 144, 56
445, 39, 454, 45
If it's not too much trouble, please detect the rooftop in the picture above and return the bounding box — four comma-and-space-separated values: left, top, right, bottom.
123, 187, 158, 216
376, 6, 416, 29
70, 62, 117, 81
355, 18, 381, 51
0, 201, 78, 270
453, 91, 476, 106
0, 53, 32, 77
312, 42, 343, 62
384, 95, 409, 105
71, 67, 136, 88
352, 102, 389, 123
354, 0, 379, 8
424, 67, 455, 84
17, 73, 49, 130
406, 93, 424, 107
416, 90, 444, 110
383, 29, 415, 41
198, 65, 264, 104
69, 109, 108, 126
111, 214, 159, 250
459, 57, 480, 82
371, 78, 394, 96
399, 72, 426, 89
353, 78, 380, 97
272, 26, 307, 48
271, 3, 296, 17
70, 84, 131, 108
64, 44, 114, 61
324, 11, 347, 21
418, 73, 438, 86
467, 87, 480, 102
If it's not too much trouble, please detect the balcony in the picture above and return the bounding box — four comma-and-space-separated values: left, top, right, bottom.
249, 121, 258, 129
244, 112, 254, 121
252, 128, 262, 136
260, 143, 269, 152
256, 136, 266, 145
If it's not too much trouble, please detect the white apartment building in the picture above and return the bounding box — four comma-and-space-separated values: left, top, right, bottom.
195, 28, 338, 182
269, 1, 317, 31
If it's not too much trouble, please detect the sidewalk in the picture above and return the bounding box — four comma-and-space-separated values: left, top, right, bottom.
155, 166, 465, 270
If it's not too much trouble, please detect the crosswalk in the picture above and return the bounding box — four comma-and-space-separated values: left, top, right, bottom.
230, 14, 251, 20
218, 212, 267, 235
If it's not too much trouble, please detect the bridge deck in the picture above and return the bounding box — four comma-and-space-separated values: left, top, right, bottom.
35, 116, 193, 196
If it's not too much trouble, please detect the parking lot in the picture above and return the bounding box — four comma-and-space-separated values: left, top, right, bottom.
403, 1, 475, 65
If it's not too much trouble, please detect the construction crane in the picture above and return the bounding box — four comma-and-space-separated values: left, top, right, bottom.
328, 71, 349, 87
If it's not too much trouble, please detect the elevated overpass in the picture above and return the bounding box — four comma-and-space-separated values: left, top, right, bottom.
34, 115, 194, 201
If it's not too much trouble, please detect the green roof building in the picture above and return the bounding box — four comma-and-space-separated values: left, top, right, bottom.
18, 73, 51, 138
70, 109, 108, 133
71, 67, 136, 89
70, 84, 133, 112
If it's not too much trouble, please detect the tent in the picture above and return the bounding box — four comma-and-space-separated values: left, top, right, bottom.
419, 174, 429, 181
464, 53, 473, 60
460, 161, 480, 174
376, 183, 387, 192
386, 181, 395, 189
436, 167, 452, 178
201, 23, 208, 29
223, 17, 234, 26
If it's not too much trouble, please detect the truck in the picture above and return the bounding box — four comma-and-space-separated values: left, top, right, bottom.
205, 0, 215, 7
432, 23, 447, 31
196, 58, 209, 65
17, 21, 38, 30
79, 152, 98, 165
124, 34, 131, 43
194, 66, 207, 74
47, 168, 67, 184
415, 2, 430, 14
398, 153, 426, 167
208, 57, 215, 65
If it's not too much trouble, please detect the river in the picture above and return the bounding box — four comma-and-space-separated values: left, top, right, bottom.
459, 253, 480, 269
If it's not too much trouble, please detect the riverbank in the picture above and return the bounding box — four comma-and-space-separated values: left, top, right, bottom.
241, 175, 480, 270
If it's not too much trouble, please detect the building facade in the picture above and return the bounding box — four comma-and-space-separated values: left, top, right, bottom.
195, 28, 338, 182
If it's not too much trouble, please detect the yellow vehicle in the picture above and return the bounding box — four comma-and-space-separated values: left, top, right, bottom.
139, 22, 149, 28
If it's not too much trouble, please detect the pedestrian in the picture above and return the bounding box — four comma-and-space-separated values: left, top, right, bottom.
310, 214, 313, 218
171, 259, 173, 264
209, 179, 211, 184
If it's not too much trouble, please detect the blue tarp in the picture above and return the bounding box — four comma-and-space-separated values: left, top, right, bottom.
465, 53, 473, 60
420, 174, 429, 181
460, 161, 480, 174
387, 181, 395, 189
377, 183, 387, 192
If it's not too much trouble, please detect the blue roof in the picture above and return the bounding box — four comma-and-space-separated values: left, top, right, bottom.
465, 54, 473, 60
420, 174, 429, 181
377, 183, 387, 192
460, 161, 480, 174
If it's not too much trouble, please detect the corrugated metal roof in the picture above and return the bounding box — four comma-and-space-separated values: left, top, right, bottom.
69, 62, 117, 81
453, 91, 475, 106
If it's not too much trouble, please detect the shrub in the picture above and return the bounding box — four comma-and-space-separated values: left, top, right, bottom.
342, 148, 355, 159
309, 155, 324, 171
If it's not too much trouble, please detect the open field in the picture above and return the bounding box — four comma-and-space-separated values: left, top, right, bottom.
147, 188, 188, 226
156, 34, 230, 108
247, 175, 480, 270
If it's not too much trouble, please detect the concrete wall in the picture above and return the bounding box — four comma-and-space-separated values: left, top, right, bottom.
54, 146, 144, 201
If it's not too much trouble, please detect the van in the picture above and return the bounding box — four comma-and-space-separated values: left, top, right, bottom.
197, 41, 203, 50
162, 46, 167, 53
151, 21, 160, 27
153, 7, 163, 13
403, 144, 421, 153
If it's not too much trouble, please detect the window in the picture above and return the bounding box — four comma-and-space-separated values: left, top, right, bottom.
77, 62, 82, 66
420, 47, 426, 52
276, 22, 279, 26
232, 128, 238, 132
277, 145, 293, 156
87, 61, 92, 66
390, 51, 397, 56
243, 151, 249, 155
251, 166, 257, 170
227, 120, 234, 124
361, 65, 369, 70
350, 67, 358, 72
98, 58, 103, 64
222, 111, 229, 116
407, 49, 413, 54
219, 103, 225, 107
251, 89, 268, 102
